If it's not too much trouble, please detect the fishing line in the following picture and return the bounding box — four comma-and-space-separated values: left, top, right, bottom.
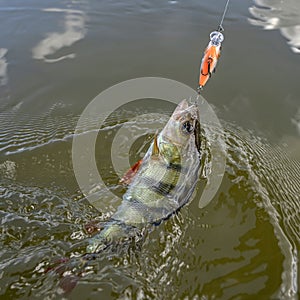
218, 0, 230, 32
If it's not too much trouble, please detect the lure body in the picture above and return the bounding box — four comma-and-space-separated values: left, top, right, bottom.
198, 31, 224, 92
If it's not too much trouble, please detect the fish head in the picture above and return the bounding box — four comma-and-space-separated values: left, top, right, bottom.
159, 99, 201, 163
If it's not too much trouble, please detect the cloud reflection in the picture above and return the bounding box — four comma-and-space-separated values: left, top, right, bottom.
32, 8, 86, 63
249, 0, 300, 53
0, 48, 8, 85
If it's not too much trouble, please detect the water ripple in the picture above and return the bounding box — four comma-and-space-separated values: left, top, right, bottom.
0, 106, 299, 299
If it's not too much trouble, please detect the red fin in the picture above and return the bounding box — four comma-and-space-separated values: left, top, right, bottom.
45, 257, 70, 275
120, 159, 143, 185
59, 275, 80, 295
84, 220, 104, 235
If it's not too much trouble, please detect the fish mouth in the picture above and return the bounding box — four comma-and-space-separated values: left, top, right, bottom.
181, 101, 200, 126
173, 99, 199, 121
161, 99, 201, 152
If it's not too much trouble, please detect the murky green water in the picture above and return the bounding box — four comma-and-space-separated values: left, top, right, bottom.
0, 0, 299, 299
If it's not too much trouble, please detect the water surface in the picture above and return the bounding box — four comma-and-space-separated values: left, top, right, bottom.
0, 0, 299, 299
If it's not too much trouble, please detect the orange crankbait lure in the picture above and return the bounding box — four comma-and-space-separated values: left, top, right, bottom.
197, 31, 224, 92
196, 0, 230, 94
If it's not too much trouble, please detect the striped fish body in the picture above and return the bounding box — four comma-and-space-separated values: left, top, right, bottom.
87, 100, 201, 253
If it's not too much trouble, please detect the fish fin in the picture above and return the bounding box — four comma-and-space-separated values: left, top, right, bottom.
59, 275, 80, 295
84, 220, 104, 235
48, 254, 97, 295
45, 257, 70, 275
46, 258, 80, 294
120, 159, 143, 185
152, 134, 160, 156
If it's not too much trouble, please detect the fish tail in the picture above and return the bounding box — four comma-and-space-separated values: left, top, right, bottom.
46, 253, 97, 295
47, 221, 135, 294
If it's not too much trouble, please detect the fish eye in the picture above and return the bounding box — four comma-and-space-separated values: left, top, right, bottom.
182, 121, 194, 134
